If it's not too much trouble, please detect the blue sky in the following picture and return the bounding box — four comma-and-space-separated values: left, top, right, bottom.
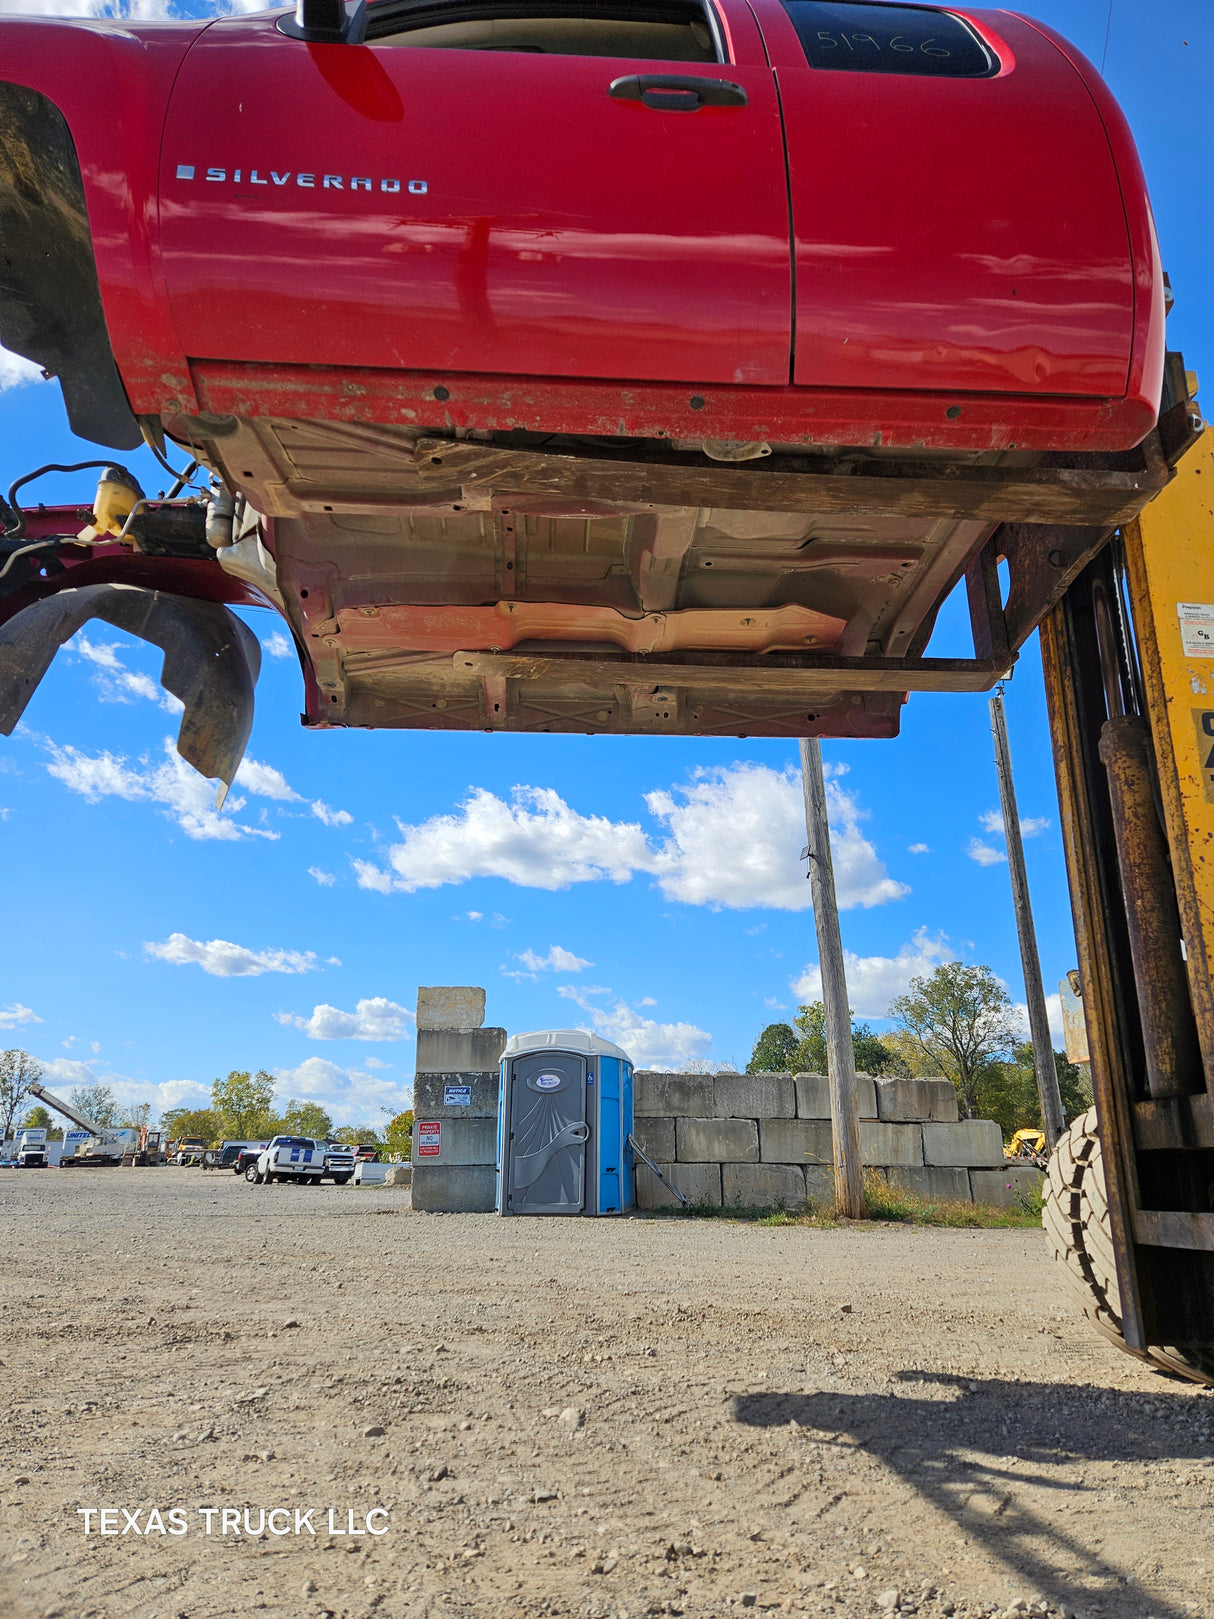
1, 0, 1210, 1127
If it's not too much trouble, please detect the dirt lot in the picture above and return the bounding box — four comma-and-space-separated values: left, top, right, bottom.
1, 1172, 1212, 1619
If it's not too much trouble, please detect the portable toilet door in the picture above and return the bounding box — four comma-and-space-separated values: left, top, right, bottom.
499, 1030, 634, 1216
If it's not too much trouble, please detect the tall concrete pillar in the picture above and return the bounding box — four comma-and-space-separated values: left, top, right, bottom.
411, 986, 505, 1213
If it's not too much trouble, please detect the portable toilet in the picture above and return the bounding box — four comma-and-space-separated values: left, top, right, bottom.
498, 1030, 634, 1216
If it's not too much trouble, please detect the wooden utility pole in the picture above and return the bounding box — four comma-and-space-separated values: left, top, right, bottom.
799, 737, 866, 1217
989, 692, 1067, 1144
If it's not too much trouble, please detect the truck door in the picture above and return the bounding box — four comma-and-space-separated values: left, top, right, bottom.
505, 1050, 588, 1214
158, 0, 791, 387
747, 0, 1135, 399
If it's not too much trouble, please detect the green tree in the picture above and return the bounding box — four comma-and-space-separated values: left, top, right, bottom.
120, 1101, 152, 1130
1, 1050, 43, 1140
211, 1069, 277, 1138
333, 1123, 380, 1146
746, 1024, 800, 1074
889, 963, 1020, 1119
19, 1103, 62, 1142
383, 1110, 413, 1160
747, 1002, 907, 1076
281, 1099, 333, 1139
69, 1082, 120, 1129
160, 1106, 223, 1145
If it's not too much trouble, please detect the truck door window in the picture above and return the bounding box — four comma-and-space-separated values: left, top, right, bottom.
782, 1, 995, 76
366, 1, 721, 60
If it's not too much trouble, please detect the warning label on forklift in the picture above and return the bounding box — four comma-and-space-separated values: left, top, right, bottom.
417, 1121, 441, 1157
1192, 711, 1214, 803
1178, 602, 1214, 656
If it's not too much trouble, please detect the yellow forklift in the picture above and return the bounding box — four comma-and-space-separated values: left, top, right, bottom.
1040, 367, 1214, 1385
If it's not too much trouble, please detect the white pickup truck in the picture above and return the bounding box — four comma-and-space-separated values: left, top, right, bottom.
247, 1137, 355, 1186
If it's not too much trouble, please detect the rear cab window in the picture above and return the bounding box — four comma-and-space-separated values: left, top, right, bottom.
780, 0, 996, 76
364, 0, 725, 61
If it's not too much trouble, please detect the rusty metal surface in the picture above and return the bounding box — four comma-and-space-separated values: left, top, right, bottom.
1059, 972, 1091, 1065
0, 582, 260, 791
1098, 714, 1202, 1099
1039, 595, 1149, 1350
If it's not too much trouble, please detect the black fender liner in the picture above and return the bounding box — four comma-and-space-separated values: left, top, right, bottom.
0, 583, 261, 796
0, 82, 141, 450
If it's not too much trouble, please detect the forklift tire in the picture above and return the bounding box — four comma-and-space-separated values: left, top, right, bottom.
333, 1175, 352, 1185
1044, 1108, 1214, 1388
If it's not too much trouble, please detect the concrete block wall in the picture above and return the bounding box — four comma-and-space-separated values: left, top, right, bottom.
633, 1070, 1038, 1211
411, 986, 505, 1214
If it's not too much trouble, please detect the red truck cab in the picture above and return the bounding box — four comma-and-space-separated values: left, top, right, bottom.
0, 1, 1190, 762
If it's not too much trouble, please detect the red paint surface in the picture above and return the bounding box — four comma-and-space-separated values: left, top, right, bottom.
749, 1, 1147, 401
159, 7, 792, 386
0, 1, 1164, 449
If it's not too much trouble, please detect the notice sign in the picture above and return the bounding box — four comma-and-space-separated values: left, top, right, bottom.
1178, 602, 1214, 657
417, 1120, 441, 1158
443, 1084, 472, 1106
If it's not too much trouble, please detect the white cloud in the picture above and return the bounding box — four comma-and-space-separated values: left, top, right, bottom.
263, 631, 294, 659
0, 346, 45, 391
362, 1056, 392, 1071
644, 763, 907, 911
308, 866, 336, 887
0, 1002, 42, 1030
29, 1055, 211, 1122
967, 838, 1007, 867
354, 785, 651, 893
311, 801, 353, 828
42, 734, 346, 841
356, 763, 906, 913
792, 928, 953, 1019
44, 736, 280, 841
233, 756, 297, 801
274, 997, 414, 1042
466, 911, 483, 922
271, 1057, 412, 1127
144, 933, 323, 978
1012, 993, 1066, 1045
557, 985, 716, 1070
69, 636, 182, 713
907, 842, 930, 855
978, 809, 1050, 839
503, 944, 593, 981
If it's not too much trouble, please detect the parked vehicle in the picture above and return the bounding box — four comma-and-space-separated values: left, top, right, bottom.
227, 1143, 269, 1174
248, 1135, 348, 1186
28, 1081, 138, 1166
169, 1135, 209, 1166
14, 1128, 48, 1168
323, 1144, 356, 1185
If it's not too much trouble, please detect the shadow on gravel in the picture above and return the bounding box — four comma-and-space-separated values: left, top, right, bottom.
734, 1372, 1213, 1619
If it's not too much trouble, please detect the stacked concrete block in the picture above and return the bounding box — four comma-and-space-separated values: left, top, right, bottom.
632, 1069, 1038, 1210
411, 986, 505, 1214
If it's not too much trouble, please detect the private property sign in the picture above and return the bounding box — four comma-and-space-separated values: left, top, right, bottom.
416, 1121, 441, 1158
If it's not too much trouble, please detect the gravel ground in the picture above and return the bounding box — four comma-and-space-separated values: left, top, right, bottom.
1, 1170, 1212, 1619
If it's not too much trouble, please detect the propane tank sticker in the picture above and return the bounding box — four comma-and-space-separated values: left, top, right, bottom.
1178, 602, 1214, 657
1191, 710, 1214, 803
417, 1120, 441, 1157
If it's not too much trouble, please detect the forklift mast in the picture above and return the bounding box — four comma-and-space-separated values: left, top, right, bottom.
1041, 420, 1214, 1383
